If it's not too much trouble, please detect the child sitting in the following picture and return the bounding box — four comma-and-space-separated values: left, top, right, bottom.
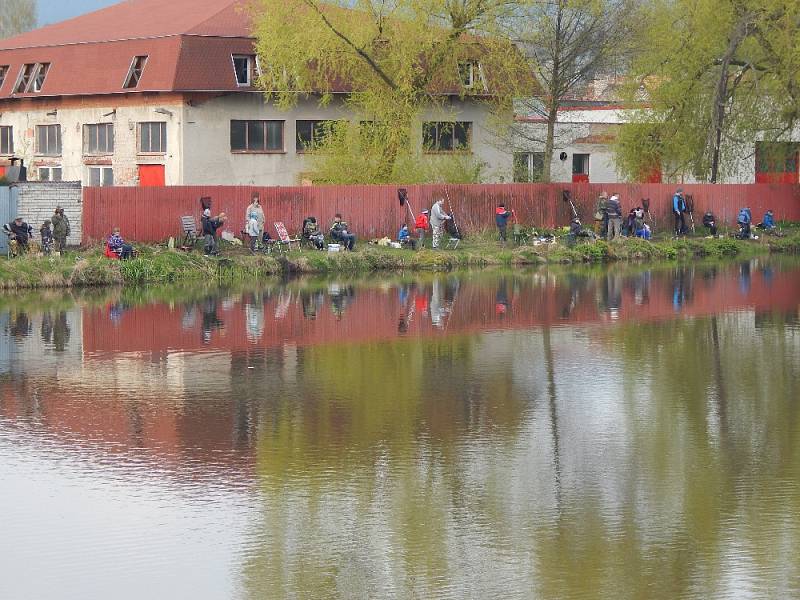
398, 224, 417, 249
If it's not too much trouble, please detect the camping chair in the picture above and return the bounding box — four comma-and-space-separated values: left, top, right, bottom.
274, 222, 302, 253
445, 236, 460, 250
180, 216, 198, 251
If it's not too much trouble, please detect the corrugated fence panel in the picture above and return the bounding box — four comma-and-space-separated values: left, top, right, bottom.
82, 183, 800, 244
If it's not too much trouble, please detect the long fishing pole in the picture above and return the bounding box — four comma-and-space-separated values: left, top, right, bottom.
443, 186, 462, 237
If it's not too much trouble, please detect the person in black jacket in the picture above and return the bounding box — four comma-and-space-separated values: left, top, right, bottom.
202, 210, 226, 256
330, 214, 356, 250
4, 217, 33, 256
702, 212, 717, 236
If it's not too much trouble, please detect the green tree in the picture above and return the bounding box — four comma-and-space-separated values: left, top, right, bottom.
251, 0, 532, 183
615, 0, 800, 183
0, 0, 36, 39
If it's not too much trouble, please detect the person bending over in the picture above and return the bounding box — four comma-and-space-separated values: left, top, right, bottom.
702, 211, 717, 236
330, 214, 356, 251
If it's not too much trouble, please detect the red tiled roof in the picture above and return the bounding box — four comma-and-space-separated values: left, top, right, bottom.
0, 0, 256, 98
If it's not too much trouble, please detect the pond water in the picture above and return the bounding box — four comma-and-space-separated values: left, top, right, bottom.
1, 259, 799, 600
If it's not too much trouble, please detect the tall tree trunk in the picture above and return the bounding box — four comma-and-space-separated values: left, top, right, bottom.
709, 17, 749, 183
541, 1, 565, 184
542, 100, 559, 183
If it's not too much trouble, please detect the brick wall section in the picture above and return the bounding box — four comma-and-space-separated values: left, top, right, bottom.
14, 181, 82, 246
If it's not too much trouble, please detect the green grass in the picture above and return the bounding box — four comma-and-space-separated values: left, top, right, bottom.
0, 227, 798, 288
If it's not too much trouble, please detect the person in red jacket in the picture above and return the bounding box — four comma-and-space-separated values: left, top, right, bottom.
414, 210, 429, 249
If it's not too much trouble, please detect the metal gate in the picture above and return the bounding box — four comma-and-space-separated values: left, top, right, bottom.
0, 186, 19, 254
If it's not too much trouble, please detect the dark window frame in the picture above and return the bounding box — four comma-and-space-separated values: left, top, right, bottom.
0, 125, 13, 155
138, 121, 167, 154
230, 120, 284, 153
422, 121, 472, 153
572, 153, 590, 175
296, 119, 338, 153
83, 123, 115, 155
35, 124, 62, 156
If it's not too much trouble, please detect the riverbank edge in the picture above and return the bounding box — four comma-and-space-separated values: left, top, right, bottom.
0, 234, 798, 288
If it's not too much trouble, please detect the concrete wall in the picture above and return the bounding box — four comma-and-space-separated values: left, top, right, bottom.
0, 96, 183, 187
182, 94, 513, 185
14, 181, 82, 245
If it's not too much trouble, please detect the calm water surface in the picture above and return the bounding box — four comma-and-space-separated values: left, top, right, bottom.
1, 259, 799, 600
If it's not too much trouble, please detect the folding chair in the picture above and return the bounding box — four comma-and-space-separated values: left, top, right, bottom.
180, 216, 198, 251
445, 237, 460, 249
274, 222, 302, 253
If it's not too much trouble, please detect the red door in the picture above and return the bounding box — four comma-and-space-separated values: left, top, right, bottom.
138, 164, 165, 187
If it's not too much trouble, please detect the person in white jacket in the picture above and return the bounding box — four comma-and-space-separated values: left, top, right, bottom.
245, 192, 265, 252
429, 199, 451, 249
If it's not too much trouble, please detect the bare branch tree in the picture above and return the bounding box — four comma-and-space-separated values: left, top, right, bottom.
0, 0, 37, 39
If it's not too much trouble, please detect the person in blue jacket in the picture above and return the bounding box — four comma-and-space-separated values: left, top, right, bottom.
757, 210, 776, 232
736, 207, 752, 239
398, 223, 417, 249
672, 188, 687, 236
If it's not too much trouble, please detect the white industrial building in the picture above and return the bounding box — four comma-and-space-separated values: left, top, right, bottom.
0, 0, 510, 187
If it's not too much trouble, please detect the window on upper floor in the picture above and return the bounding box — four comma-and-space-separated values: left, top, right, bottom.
459, 62, 477, 88
0, 126, 13, 155
36, 124, 62, 155
87, 166, 114, 187
83, 123, 114, 155
123, 56, 148, 89
39, 166, 62, 182
138, 122, 167, 153
231, 120, 283, 152
14, 63, 50, 94
422, 121, 472, 152
232, 55, 258, 87
0, 66, 9, 90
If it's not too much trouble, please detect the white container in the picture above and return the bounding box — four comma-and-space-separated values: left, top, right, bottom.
390, 242, 402, 249
327, 244, 341, 253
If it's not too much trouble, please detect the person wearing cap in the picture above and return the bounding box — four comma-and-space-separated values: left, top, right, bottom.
51, 206, 70, 253
672, 187, 688, 236
606, 193, 623, 242
414, 209, 430, 249
3, 216, 33, 256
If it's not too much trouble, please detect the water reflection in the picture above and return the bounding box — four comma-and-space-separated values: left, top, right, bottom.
0, 260, 799, 599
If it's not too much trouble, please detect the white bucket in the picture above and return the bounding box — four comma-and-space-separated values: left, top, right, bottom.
327, 244, 341, 253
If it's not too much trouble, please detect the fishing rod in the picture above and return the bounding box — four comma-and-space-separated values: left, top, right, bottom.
562, 189, 578, 220
686, 193, 696, 233
642, 197, 655, 231
398, 188, 416, 225
443, 186, 463, 238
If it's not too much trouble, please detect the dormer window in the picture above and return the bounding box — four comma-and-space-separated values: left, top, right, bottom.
0, 66, 8, 90
232, 54, 258, 87
459, 62, 476, 88
123, 56, 148, 89
13, 63, 50, 94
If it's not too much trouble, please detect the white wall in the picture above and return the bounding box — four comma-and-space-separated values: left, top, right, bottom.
0, 101, 182, 186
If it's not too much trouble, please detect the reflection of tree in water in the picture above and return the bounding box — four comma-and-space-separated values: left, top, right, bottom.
40, 312, 53, 344
52, 311, 70, 352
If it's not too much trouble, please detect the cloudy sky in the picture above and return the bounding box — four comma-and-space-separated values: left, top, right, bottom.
39, 0, 119, 26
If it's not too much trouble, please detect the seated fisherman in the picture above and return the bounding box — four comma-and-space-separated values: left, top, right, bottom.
107, 227, 134, 259
3, 216, 33, 256
398, 224, 417, 250
330, 213, 356, 251
567, 218, 596, 245
633, 208, 651, 239
302, 216, 325, 249
702, 211, 717, 236
756, 210, 776, 232
736, 207, 752, 240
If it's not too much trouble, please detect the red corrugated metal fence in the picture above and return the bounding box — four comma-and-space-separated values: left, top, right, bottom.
82, 183, 800, 244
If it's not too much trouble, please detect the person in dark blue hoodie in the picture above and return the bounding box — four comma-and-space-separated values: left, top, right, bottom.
495, 203, 511, 242
672, 188, 687, 236
736, 207, 752, 239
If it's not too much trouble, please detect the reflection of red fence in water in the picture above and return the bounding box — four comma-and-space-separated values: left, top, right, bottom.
83, 267, 800, 356
82, 183, 800, 243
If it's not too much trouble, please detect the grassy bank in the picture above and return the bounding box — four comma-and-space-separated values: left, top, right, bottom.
0, 229, 798, 288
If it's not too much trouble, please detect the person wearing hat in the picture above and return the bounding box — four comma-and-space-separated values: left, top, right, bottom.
672, 187, 688, 236
3, 216, 33, 257
51, 206, 70, 254
414, 209, 430, 249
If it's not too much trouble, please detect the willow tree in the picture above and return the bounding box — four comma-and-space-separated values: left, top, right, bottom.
615, 0, 800, 183
0, 0, 36, 38
251, 0, 532, 183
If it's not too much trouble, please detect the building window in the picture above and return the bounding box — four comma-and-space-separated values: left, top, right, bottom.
87, 166, 114, 187
138, 122, 167, 153
83, 123, 114, 154
513, 152, 545, 182
0, 126, 13, 155
572, 153, 589, 175
459, 62, 476, 88
13, 63, 49, 93
296, 120, 337, 153
36, 124, 62, 155
230, 120, 283, 152
232, 55, 258, 87
0, 65, 9, 89
123, 56, 148, 89
39, 166, 62, 181
423, 121, 472, 152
